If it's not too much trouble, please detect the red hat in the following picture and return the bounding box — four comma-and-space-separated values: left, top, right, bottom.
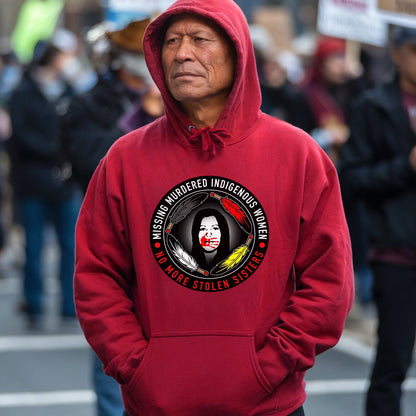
314, 36, 346, 63
302, 36, 346, 85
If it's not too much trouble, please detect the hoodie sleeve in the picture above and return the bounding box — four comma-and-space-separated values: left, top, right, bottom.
74, 155, 148, 385
258, 147, 354, 388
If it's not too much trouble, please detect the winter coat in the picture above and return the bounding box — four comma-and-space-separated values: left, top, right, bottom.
8, 73, 75, 201
61, 74, 133, 191
338, 77, 416, 251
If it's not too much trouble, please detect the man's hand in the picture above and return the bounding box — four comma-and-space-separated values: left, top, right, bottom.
409, 146, 416, 172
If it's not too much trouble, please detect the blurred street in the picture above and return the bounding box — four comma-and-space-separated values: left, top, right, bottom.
0, 228, 95, 416
0, 228, 414, 416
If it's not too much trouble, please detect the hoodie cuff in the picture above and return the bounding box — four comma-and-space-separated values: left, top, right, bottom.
104, 342, 148, 385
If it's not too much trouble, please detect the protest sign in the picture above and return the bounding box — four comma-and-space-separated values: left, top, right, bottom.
318, 0, 388, 46
11, 0, 64, 63
378, 0, 416, 15
106, 0, 175, 27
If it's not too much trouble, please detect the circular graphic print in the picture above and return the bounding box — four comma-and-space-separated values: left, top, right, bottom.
150, 176, 269, 292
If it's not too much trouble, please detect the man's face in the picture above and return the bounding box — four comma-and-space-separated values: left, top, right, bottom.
392, 41, 416, 93
161, 14, 236, 108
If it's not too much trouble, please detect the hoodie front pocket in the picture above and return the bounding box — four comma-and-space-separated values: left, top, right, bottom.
126, 332, 274, 416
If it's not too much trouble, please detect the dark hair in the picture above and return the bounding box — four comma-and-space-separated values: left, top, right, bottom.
191, 208, 230, 269
32, 41, 62, 68
391, 26, 416, 47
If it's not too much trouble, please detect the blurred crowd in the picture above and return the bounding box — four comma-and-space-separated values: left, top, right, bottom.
0, 1, 415, 416
0, 4, 392, 310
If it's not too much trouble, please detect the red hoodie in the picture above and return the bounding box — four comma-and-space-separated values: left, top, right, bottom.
74, 1, 354, 415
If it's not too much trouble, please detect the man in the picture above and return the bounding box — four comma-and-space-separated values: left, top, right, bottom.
74, 1, 354, 415
339, 26, 416, 416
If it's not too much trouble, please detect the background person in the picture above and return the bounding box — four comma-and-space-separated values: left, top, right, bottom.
7, 38, 81, 329
301, 36, 363, 163
61, 18, 162, 192
250, 24, 310, 131
338, 26, 416, 416
301, 35, 373, 305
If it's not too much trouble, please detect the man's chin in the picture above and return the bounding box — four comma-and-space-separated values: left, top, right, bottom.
171, 87, 205, 102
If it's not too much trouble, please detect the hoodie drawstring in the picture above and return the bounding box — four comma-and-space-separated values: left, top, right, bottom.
188, 126, 230, 156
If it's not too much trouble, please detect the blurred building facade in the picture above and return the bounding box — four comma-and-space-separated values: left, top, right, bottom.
0, 0, 319, 40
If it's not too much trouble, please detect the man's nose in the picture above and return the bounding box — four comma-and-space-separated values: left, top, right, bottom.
175, 37, 194, 61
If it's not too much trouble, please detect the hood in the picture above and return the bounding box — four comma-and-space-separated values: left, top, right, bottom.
143, 0, 261, 154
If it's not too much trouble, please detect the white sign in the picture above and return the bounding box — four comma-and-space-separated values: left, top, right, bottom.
108, 0, 175, 14
106, 0, 175, 28
377, 0, 416, 28
318, 0, 388, 46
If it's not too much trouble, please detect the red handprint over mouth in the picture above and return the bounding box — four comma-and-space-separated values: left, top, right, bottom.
198, 215, 221, 253
200, 234, 220, 250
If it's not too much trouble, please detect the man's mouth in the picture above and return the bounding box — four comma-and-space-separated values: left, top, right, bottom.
174, 72, 200, 79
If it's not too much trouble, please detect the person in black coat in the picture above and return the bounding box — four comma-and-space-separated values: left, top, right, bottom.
7, 40, 81, 328
61, 18, 163, 193
61, 72, 132, 191
338, 26, 416, 416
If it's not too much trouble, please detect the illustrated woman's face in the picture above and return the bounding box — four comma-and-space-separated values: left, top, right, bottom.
198, 215, 221, 252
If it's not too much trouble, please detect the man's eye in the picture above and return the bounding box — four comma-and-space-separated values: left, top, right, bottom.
165, 37, 178, 45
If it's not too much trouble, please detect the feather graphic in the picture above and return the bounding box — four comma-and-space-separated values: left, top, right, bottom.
216, 244, 248, 273
221, 198, 250, 229
211, 235, 253, 275
167, 235, 208, 276
166, 193, 208, 233
210, 193, 251, 233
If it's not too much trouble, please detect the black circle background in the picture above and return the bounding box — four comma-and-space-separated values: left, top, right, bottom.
150, 176, 269, 292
